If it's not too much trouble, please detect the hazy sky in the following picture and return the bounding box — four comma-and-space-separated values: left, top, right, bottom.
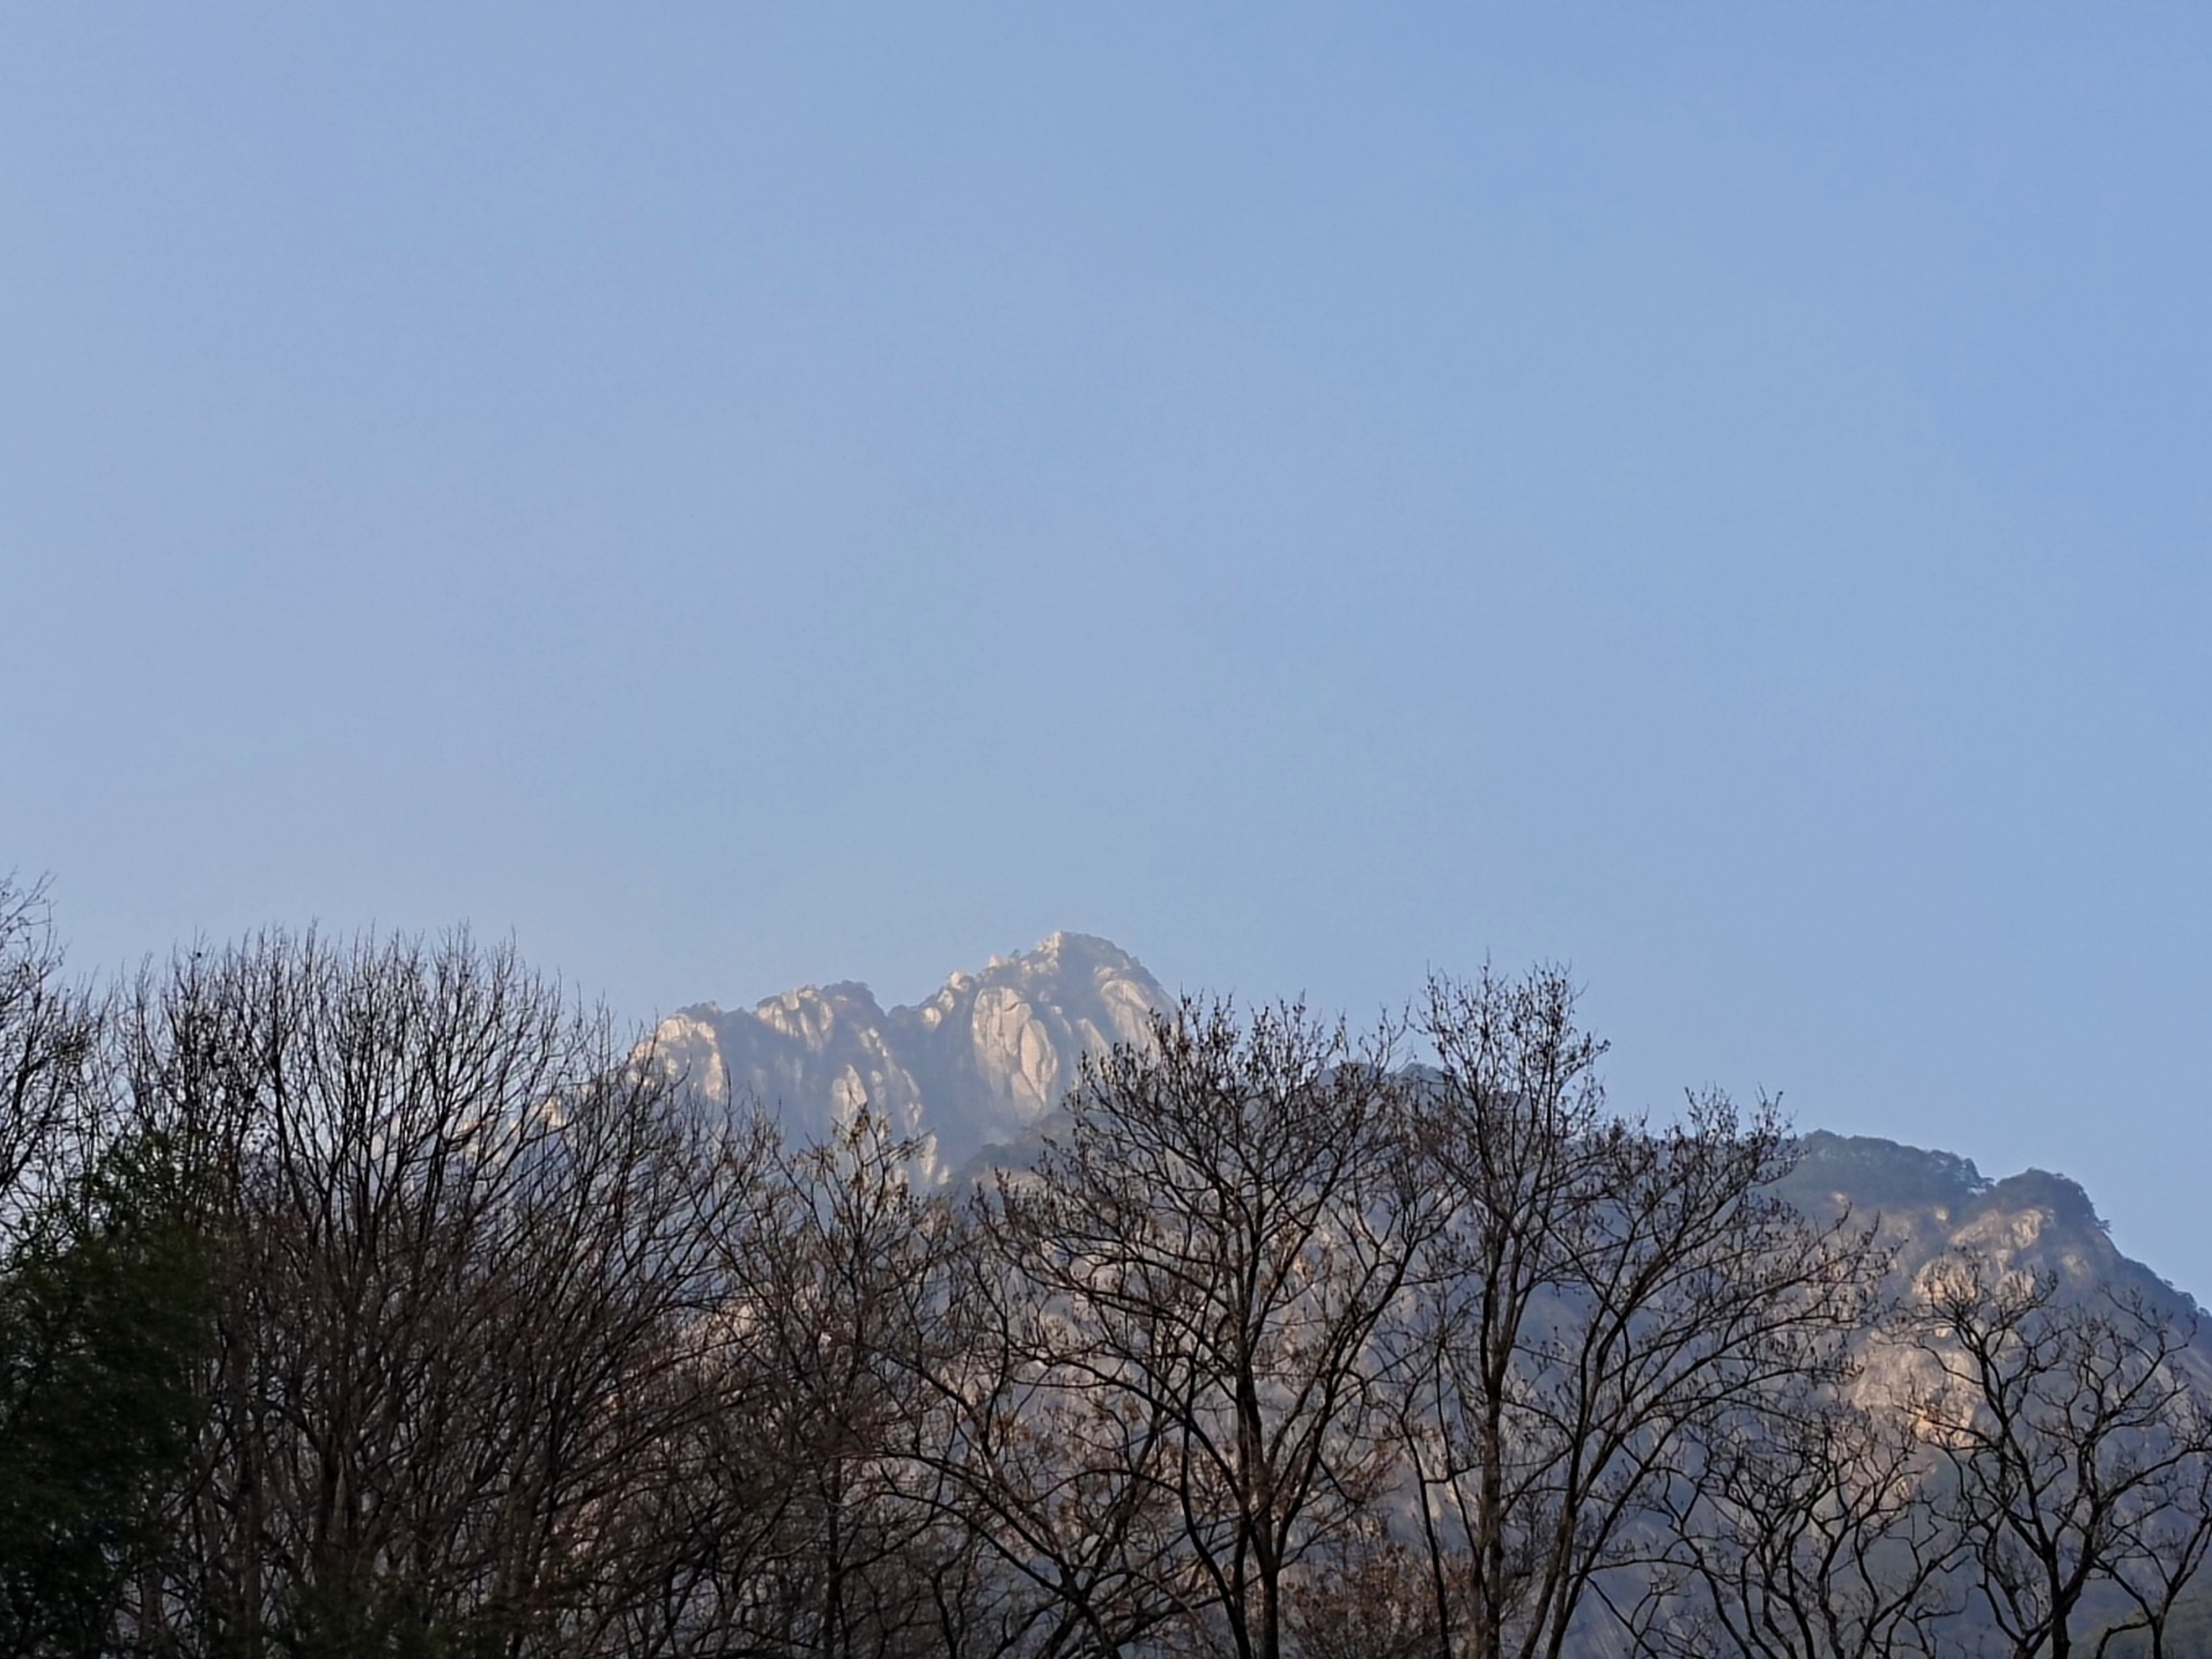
4, 8, 2209, 1285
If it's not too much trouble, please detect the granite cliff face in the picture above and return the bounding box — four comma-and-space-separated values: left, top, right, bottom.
648, 931, 1165, 1166
1774, 1131, 2173, 1302
1774, 1131, 2207, 1412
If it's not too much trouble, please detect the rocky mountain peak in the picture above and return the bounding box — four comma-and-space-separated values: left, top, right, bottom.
1775, 1132, 2145, 1297
647, 932, 1166, 1164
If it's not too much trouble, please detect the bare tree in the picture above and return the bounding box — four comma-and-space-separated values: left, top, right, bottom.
699, 1105, 969, 1659
121, 928, 748, 1659
1395, 966, 1881, 1659
1910, 1253, 2212, 1659
921, 1189, 1197, 1658
0, 875, 103, 1249
69, 914, 2212, 1659
984, 998, 1433, 1659
1634, 1389, 1964, 1659
1282, 1538, 1443, 1659
0, 879, 216, 1659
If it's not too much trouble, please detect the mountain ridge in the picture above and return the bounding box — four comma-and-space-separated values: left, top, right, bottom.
653, 933, 2198, 1308
648, 930, 1164, 1167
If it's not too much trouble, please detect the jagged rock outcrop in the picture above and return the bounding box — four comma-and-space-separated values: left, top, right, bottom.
647, 931, 1165, 1166
1776, 1129, 2195, 1313
1775, 1130, 2208, 1412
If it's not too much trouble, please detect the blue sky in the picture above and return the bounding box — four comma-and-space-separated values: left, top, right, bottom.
4, 7, 2210, 1285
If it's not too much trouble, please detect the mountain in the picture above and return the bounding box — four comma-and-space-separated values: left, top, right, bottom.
1774, 1129, 2206, 1431
650, 933, 2210, 1652
651, 933, 2200, 1318
1777, 1133, 2211, 1654
1777, 1129, 2192, 1308
647, 931, 1165, 1167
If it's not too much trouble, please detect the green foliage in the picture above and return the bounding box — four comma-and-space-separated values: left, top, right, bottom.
0, 1135, 218, 1659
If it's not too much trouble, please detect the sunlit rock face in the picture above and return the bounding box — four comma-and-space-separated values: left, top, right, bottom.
647, 932, 1166, 1167
1775, 1131, 2180, 1306
1773, 1133, 2209, 1409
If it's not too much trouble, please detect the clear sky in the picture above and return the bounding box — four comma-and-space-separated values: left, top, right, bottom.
4, 8, 2209, 1285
